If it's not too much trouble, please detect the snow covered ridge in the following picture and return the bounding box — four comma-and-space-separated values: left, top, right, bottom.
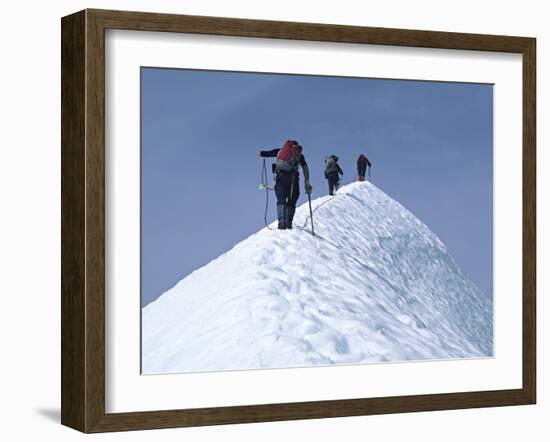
142, 181, 493, 374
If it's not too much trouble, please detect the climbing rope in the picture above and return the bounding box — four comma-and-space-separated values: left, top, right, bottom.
260, 159, 273, 230
260, 160, 348, 234
300, 194, 336, 229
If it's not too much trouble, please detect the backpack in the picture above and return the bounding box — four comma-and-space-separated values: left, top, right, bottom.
325, 155, 339, 175
276, 140, 301, 172
357, 154, 371, 167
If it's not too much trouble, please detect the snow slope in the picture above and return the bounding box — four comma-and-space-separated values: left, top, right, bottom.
142, 182, 492, 374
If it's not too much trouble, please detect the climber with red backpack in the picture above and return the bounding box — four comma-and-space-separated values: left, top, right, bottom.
259, 140, 312, 230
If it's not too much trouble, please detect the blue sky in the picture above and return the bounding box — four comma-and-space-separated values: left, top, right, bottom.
141, 68, 493, 307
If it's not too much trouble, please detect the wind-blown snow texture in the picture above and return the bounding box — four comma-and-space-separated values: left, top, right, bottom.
142, 182, 492, 374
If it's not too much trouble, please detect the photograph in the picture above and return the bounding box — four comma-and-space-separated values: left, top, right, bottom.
140, 67, 494, 375
56, 5, 537, 434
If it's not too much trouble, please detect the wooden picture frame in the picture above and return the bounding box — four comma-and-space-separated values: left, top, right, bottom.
61, 8, 536, 433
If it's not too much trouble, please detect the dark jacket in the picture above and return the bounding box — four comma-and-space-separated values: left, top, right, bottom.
357, 155, 372, 167
260, 148, 308, 175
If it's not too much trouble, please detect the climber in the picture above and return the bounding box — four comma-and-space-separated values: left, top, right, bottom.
324, 155, 343, 196
357, 154, 372, 182
258, 140, 312, 230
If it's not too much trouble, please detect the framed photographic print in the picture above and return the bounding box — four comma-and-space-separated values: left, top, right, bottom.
61, 9, 536, 433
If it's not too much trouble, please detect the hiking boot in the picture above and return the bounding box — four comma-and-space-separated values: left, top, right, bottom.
286, 206, 295, 229
277, 205, 286, 229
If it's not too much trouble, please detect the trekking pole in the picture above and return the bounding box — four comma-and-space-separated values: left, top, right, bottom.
307, 191, 315, 236
368, 166, 371, 182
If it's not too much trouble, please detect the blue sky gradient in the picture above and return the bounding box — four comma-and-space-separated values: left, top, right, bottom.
141, 68, 493, 307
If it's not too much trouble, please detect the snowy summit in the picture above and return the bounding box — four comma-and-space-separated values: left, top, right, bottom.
142, 181, 493, 374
